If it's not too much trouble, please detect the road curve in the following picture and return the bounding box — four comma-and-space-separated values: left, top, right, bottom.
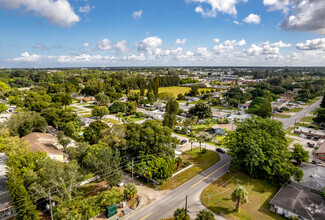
127, 153, 231, 220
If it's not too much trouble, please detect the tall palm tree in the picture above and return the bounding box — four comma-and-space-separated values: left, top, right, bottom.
188, 133, 195, 151
231, 184, 248, 212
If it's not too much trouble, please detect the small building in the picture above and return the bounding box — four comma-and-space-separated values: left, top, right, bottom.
81, 117, 96, 127
82, 96, 95, 103
272, 102, 287, 111
293, 163, 325, 192
23, 132, 65, 162
270, 184, 325, 220
238, 103, 250, 110
154, 103, 166, 111
118, 97, 128, 103
316, 143, 325, 161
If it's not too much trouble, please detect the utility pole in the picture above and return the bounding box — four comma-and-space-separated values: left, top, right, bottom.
294, 119, 296, 133
131, 158, 134, 183
185, 195, 188, 215
48, 189, 54, 220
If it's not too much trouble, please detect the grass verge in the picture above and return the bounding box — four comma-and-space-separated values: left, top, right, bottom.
300, 116, 313, 123
201, 172, 285, 220
159, 147, 220, 190
284, 107, 303, 113
273, 113, 291, 118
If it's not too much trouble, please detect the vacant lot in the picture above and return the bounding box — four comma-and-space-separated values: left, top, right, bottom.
159, 147, 220, 190
132, 86, 211, 97
201, 172, 284, 220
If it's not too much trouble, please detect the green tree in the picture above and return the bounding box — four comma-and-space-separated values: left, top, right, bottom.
109, 101, 126, 114
175, 157, 182, 170
225, 117, 303, 185
92, 106, 109, 120
59, 137, 71, 152
124, 183, 137, 200
189, 103, 212, 119
231, 185, 248, 212
127, 101, 137, 115
163, 98, 179, 129
0, 81, 10, 92
247, 97, 272, 118
187, 85, 200, 96
82, 143, 122, 187
195, 209, 215, 220
291, 143, 309, 165
95, 93, 109, 106
174, 207, 190, 220
6, 111, 47, 137
313, 108, 325, 124
321, 96, 325, 108
147, 91, 156, 104
136, 156, 174, 181
0, 102, 8, 113
117, 112, 123, 122
84, 121, 109, 144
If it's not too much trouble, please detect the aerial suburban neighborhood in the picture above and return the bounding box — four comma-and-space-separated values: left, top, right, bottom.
1, 0, 325, 220
0, 66, 325, 220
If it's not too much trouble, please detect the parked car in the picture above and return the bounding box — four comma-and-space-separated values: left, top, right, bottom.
319, 126, 325, 130
312, 160, 322, 166
180, 139, 187, 145
299, 134, 306, 138
307, 125, 316, 129
307, 142, 315, 148
307, 134, 312, 139
314, 135, 320, 141
216, 147, 226, 154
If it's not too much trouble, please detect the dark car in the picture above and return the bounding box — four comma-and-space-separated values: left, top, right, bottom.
307, 134, 312, 139
312, 160, 322, 166
319, 126, 325, 130
314, 135, 320, 141
216, 148, 226, 154
307, 125, 316, 129
180, 139, 187, 145
307, 142, 315, 148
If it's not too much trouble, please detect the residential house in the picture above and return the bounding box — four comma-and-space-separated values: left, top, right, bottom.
6, 105, 17, 113
23, 132, 65, 162
185, 96, 200, 102
82, 96, 95, 103
272, 101, 287, 111
118, 97, 128, 103
81, 117, 96, 127
211, 124, 237, 135
292, 163, 325, 192
227, 114, 251, 122
270, 184, 325, 220
238, 103, 250, 110
154, 103, 166, 111
316, 143, 325, 161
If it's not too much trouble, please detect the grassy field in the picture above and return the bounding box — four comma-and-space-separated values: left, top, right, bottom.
159, 147, 220, 190
305, 97, 320, 106
310, 110, 317, 115
273, 113, 291, 118
132, 86, 211, 97
201, 172, 284, 220
284, 107, 303, 113
300, 116, 314, 123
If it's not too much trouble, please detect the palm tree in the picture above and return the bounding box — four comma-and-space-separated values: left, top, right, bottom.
231, 184, 248, 212
174, 207, 190, 220
175, 157, 182, 170
197, 136, 203, 152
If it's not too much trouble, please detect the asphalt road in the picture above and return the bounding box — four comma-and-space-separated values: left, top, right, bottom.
277, 98, 321, 129
127, 153, 231, 220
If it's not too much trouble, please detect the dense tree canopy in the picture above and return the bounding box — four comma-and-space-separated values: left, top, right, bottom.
189, 103, 212, 119
247, 97, 272, 118
225, 117, 303, 185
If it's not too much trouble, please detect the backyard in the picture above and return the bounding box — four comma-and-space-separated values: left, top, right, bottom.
132, 86, 211, 97
201, 172, 284, 220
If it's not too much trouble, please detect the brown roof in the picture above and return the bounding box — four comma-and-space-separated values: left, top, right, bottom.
82, 97, 95, 102
212, 124, 237, 131
23, 132, 63, 155
316, 143, 325, 154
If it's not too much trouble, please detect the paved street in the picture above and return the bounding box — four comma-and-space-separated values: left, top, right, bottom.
277, 98, 321, 129
127, 153, 230, 220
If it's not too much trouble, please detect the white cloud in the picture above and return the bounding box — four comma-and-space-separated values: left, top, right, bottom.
138, 36, 162, 51
175, 38, 187, 45
97, 39, 113, 51
264, 0, 325, 35
0, 0, 80, 27
233, 20, 240, 25
83, 42, 90, 47
213, 39, 246, 52
9, 52, 42, 62
79, 4, 95, 14
132, 10, 142, 19
244, 40, 291, 56
243, 14, 261, 24
97, 39, 128, 52
296, 38, 325, 50
187, 0, 247, 17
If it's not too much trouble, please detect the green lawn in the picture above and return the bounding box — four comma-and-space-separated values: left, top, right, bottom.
310, 110, 317, 115
159, 147, 220, 190
284, 107, 303, 113
212, 106, 240, 111
300, 116, 313, 123
201, 172, 285, 220
273, 113, 291, 118
66, 106, 79, 110
305, 97, 320, 106
132, 86, 211, 97
84, 105, 95, 109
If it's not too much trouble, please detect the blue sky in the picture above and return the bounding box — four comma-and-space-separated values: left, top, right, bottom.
0, 0, 324, 67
